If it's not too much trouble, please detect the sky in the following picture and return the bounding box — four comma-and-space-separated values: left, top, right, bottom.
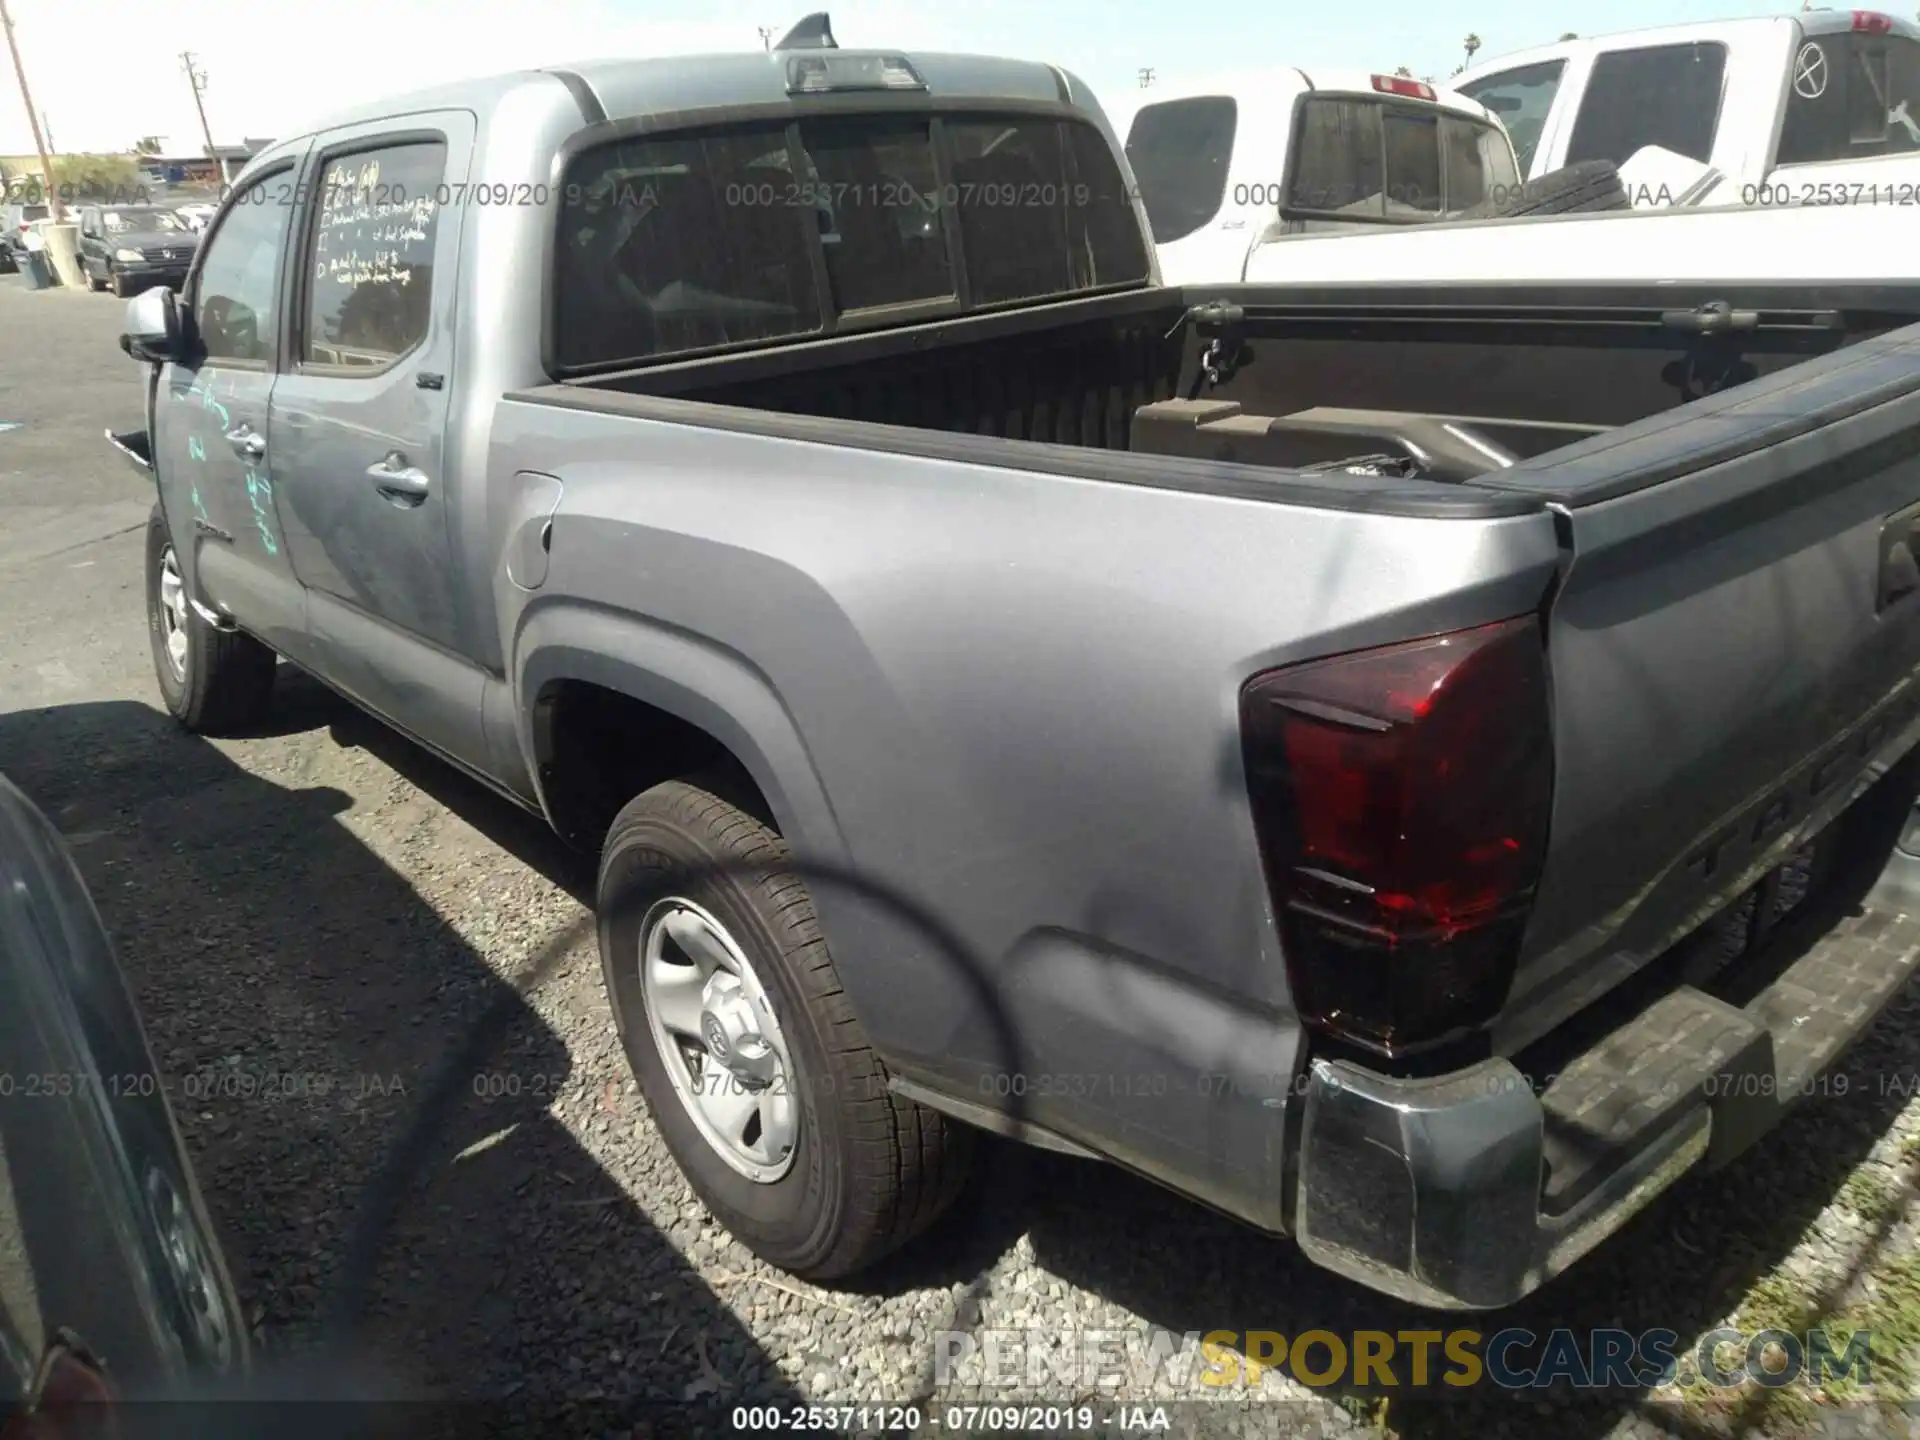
0, 0, 1839, 157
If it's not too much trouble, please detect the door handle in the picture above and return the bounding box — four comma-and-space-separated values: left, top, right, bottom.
224, 425, 266, 459
367, 450, 431, 505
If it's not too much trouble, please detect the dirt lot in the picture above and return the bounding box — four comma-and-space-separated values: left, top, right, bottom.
4, 275, 1920, 1439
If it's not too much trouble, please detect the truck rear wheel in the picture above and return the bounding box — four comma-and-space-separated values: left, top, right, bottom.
596, 778, 973, 1279
145, 505, 277, 734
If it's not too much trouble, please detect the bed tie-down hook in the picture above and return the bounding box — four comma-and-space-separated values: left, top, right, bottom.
1167, 299, 1249, 398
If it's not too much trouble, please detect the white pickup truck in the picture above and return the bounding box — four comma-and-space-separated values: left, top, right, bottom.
1456, 9, 1920, 208
1121, 69, 1554, 284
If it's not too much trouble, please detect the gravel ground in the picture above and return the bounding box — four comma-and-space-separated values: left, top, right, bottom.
7, 276, 1920, 1440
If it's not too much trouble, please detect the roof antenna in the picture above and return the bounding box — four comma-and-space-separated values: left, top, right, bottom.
774, 12, 837, 49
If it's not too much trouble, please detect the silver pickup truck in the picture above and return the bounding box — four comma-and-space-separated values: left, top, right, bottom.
110, 24, 1920, 1311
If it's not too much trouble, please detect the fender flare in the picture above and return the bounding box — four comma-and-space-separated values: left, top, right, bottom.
512, 602, 850, 868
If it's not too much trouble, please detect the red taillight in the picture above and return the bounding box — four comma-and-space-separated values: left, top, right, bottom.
1854, 10, 1894, 32
1371, 74, 1438, 102
1239, 614, 1553, 1055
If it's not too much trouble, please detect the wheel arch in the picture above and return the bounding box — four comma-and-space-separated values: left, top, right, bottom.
514, 603, 849, 867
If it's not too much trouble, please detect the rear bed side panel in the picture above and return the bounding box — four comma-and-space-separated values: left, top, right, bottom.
488, 396, 1563, 1229
1503, 327, 1920, 1047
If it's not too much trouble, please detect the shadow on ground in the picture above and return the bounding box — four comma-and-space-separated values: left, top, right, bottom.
0, 696, 798, 1432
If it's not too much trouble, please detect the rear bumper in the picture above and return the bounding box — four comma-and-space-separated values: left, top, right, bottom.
1295, 784, 1920, 1310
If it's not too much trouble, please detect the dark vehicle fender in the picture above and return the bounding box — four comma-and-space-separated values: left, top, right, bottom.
511, 604, 851, 870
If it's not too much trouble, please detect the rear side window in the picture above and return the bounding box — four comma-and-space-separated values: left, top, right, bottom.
1459, 60, 1567, 174
1777, 34, 1920, 165
553, 113, 1148, 370
302, 142, 446, 369
1126, 96, 1237, 243
1565, 42, 1728, 166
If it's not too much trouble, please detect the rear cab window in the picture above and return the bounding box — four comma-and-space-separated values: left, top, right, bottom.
1564, 42, 1728, 166
1125, 97, 1237, 243
1287, 95, 1520, 217
553, 110, 1150, 373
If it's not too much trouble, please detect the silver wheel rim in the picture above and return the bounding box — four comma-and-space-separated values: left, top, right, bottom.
158, 545, 190, 680
639, 896, 799, 1183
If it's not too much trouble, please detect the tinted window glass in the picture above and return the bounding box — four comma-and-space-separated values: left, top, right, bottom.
195, 171, 295, 363
553, 115, 1147, 368
556, 126, 823, 369
1459, 61, 1566, 175
303, 144, 445, 368
1064, 120, 1150, 286
1289, 100, 1384, 213
1126, 97, 1236, 243
1441, 114, 1521, 209
1565, 42, 1727, 166
1777, 35, 1920, 164
947, 118, 1074, 303
1382, 111, 1442, 213
796, 117, 951, 311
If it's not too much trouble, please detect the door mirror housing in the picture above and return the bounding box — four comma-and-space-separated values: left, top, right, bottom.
120, 286, 185, 363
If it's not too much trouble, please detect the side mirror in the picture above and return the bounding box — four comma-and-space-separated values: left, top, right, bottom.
120, 286, 183, 363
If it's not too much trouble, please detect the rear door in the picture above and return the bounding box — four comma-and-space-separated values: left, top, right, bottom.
152, 154, 310, 655
266, 114, 485, 770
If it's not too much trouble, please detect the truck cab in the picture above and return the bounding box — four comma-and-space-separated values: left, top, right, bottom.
1123, 68, 1521, 283
1457, 11, 1920, 207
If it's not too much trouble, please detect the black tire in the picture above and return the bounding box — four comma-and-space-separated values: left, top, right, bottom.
145, 505, 276, 734
1457, 160, 1629, 219
597, 779, 974, 1279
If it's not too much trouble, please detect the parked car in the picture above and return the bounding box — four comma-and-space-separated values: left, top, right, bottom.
0, 773, 248, 1423
1, 202, 48, 269
112, 17, 1920, 1311
77, 204, 199, 297
1456, 9, 1920, 208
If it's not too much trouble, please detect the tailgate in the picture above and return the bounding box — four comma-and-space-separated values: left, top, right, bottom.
1489, 321, 1920, 1039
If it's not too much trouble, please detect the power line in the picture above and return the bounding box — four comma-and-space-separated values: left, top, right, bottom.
0, 0, 63, 219
181, 50, 231, 187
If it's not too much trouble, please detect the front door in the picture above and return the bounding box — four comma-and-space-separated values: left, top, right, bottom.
152, 157, 309, 656
267, 114, 484, 769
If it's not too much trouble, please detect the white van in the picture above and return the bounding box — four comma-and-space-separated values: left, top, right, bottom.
1123, 69, 1526, 283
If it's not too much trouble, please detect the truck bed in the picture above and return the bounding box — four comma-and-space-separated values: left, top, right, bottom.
546, 280, 1920, 497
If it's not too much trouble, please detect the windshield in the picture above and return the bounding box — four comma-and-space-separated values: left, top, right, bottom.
1126, 97, 1237, 243
104, 208, 184, 233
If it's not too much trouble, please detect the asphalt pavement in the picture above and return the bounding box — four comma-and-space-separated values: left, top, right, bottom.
2, 274, 1919, 1440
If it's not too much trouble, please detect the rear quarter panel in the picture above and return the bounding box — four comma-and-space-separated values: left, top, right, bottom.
488, 397, 1562, 1225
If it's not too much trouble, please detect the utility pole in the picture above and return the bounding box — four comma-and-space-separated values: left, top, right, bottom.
39, 109, 51, 152
180, 50, 229, 186
0, 0, 62, 219
758, 25, 773, 49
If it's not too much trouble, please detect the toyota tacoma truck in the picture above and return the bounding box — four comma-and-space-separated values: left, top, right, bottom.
109, 18, 1920, 1309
